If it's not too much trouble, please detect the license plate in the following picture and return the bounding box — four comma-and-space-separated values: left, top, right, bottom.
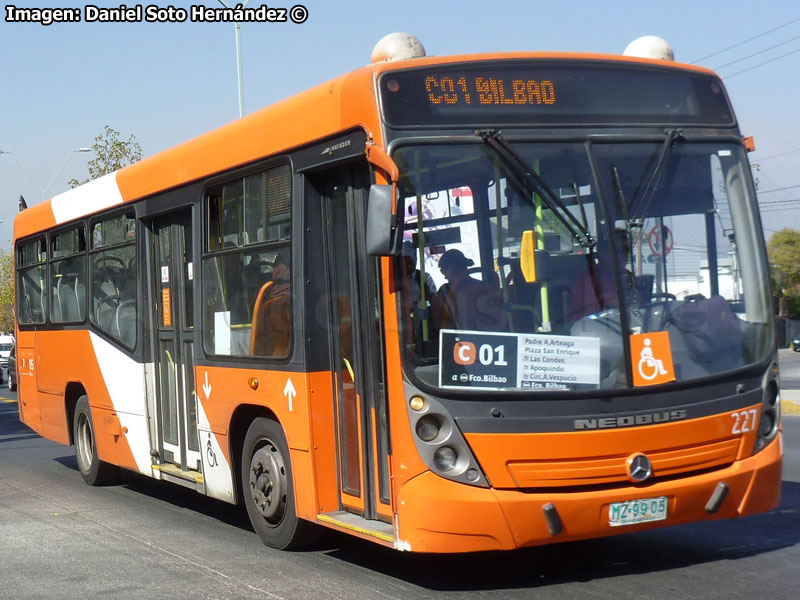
608, 496, 668, 526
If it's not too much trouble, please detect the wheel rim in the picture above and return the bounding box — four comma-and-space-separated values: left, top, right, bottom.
248, 440, 287, 525
76, 412, 93, 473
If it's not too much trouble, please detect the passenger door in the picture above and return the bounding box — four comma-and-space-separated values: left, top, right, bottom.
149, 208, 200, 471
320, 164, 392, 521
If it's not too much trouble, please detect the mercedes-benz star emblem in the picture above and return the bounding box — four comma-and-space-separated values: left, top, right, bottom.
627, 453, 652, 482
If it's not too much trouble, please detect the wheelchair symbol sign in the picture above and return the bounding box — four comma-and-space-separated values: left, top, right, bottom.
630, 331, 675, 387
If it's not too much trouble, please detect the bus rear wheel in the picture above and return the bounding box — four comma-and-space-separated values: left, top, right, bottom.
73, 395, 119, 486
241, 417, 317, 549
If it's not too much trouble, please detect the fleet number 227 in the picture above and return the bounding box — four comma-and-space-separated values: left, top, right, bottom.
731, 409, 758, 434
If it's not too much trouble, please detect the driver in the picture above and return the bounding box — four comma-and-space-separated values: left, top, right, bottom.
438, 249, 504, 331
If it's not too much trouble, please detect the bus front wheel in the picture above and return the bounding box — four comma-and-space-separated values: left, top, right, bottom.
241, 417, 317, 549
73, 395, 119, 486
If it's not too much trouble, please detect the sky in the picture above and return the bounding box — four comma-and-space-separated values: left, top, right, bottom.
1, 0, 799, 249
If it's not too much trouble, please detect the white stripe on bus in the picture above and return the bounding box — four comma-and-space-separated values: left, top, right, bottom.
89, 332, 151, 474
51, 172, 124, 224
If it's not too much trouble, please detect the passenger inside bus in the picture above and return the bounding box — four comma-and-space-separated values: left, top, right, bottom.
401, 241, 438, 346
268, 250, 291, 298
249, 251, 291, 357
437, 249, 504, 331
402, 242, 436, 308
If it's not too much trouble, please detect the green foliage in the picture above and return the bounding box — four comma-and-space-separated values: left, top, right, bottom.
68, 125, 143, 188
0, 251, 15, 332
767, 228, 800, 318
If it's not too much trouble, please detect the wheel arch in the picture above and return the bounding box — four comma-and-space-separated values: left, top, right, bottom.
229, 403, 281, 505
65, 381, 88, 445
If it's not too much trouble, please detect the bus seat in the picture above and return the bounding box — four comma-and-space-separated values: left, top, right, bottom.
52, 280, 64, 322
250, 293, 291, 357
76, 279, 86, 321
249, 281, 273, 355
57, 272, 81, 322
22, 271, 45, 323
116, 299, 137, 347
95, 297, 118, 335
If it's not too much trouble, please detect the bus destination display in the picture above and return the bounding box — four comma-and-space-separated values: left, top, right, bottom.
380, 61, 734, 128
424, 75, 556, 107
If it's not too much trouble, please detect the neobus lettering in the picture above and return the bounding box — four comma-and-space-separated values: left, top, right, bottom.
574, 410, 688, 430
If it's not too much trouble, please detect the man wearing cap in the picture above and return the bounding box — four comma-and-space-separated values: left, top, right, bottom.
438, 249, 505, 331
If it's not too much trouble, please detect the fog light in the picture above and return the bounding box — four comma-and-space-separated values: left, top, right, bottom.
415, 415, 440, 442
433, 446, 458, 472
466, 468, 479, 482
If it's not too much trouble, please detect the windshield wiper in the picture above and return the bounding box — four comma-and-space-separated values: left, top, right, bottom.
629, 128, 682, 221
612, 165, 638, 280
476, 129, 596, 249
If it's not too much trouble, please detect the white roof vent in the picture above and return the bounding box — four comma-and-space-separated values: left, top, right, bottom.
371, 33, 426, 63
623, 36, 675, 61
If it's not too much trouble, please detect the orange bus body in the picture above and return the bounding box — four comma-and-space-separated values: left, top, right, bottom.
15, 48, 781, 553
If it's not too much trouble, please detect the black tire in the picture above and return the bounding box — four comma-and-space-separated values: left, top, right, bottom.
73, 395, 119, 486
8, 377, 16, 391
241, 417, 318, 549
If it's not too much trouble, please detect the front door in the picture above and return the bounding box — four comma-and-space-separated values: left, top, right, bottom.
150, 208, 200, 471
320, 165, 392, 521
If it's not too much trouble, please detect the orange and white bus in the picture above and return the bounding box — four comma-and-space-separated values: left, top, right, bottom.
14, 34, 781, 553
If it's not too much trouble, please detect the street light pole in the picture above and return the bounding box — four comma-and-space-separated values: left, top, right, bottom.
0, 150, 43, 197
1, 147, 91, 200
218, 0, 252, 118
42, 147, 91, 199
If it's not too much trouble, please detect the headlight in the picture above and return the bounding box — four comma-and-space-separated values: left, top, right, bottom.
415, 415, 441, 442
754, 365, 780, 454
433, 447, 458, 472
406, 389, 489, 487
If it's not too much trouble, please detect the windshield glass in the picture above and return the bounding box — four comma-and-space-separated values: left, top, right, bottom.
395, 141, 772, 392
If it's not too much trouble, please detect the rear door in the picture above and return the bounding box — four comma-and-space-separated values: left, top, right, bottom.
149, 208, 200, 472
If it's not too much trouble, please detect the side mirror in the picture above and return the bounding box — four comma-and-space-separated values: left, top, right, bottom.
366, 184, 401, 256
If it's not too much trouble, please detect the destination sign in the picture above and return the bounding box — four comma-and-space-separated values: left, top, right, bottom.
424, 75, 556, 107
439, 329, 600, 391
380, 60, 734, 128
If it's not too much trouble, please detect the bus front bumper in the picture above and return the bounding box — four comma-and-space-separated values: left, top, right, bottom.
395, 432, 782, 553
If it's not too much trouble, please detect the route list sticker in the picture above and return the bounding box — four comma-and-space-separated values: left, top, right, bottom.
439, 329, 600, 391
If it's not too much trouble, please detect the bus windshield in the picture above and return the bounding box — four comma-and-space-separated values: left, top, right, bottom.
395, 139, 772, 392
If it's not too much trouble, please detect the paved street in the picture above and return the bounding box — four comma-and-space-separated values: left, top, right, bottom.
780, 347, 800, 415
1, 370, 799, 599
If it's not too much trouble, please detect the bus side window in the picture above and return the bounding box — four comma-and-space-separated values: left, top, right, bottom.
89, 213, 137, 348
202, 164, 292, 358
50, 226, 87, 324
17, 237, 46, 325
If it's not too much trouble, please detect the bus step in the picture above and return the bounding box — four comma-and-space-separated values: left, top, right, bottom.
152, 463, 205, 491
317, 511, 395, 545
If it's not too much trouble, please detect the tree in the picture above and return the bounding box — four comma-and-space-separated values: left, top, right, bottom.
68, 125, 143, 188
0, 251, 15, 333
767, 227, 800, 318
